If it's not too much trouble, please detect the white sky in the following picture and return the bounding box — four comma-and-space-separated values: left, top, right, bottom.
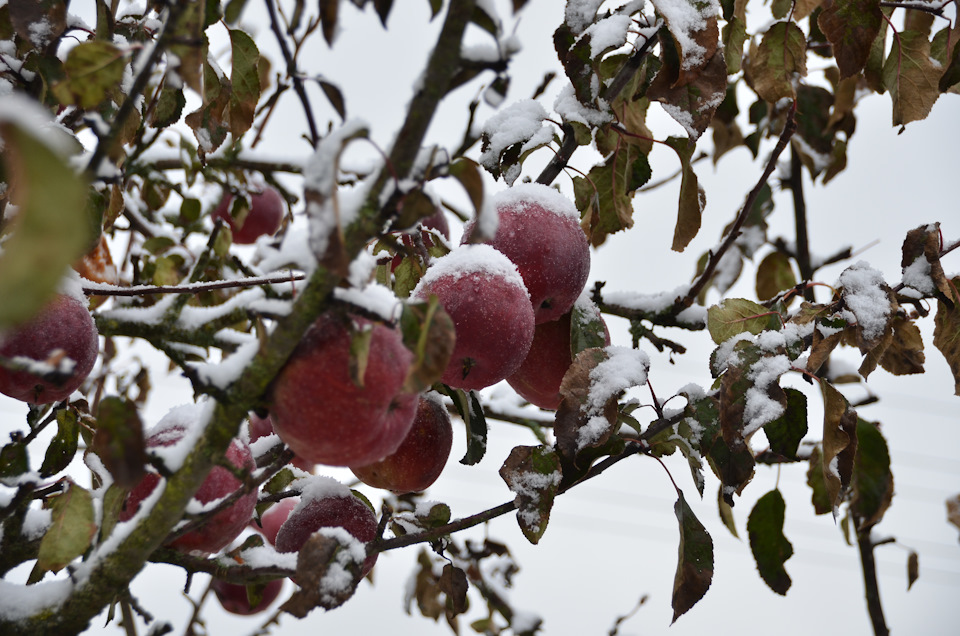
1, 1, 958, 635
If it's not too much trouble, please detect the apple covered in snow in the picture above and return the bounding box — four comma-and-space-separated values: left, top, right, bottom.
274, 478, 380, 577
212, 185, 285, 244
412, 244, 535, 391
119, 404, 258, 555
351, 392, 453, 494
268, 311, 419, 467
0, 292, 99, 404
462, 183, 590, 323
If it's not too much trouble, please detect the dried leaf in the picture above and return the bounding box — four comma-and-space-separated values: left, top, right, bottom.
901, 223, 955, 299
818, 0, 883, 79
282, 531, 362, 617
499, 445, 562, 544
882, 30, 942, 127
747, 489, 793, 595
648, 49, 727, 140
651, 0, 720, 86
671, 492, 714, 622
665, 136, 706, 252
879, 317, 925, 376
932, 280, 960, 395
439, 564, 468, 617
820, 381, 859, 513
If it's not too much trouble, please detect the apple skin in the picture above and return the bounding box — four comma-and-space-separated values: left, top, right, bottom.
211, 578, 283, 616
247, 413, 314, 473
258, 497, 299, 546
0, 293, 99, 404
119, 415, 258, 555
506, 310, 610, 411
462, 184, 590, 323
268, 312, 418, 468
212, 186, 284, 244
274, 492, 379, 577
412, 244, 535, 391
351, 393, 453, 494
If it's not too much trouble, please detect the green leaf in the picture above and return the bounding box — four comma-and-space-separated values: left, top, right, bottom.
31, 479, 97, 580
850, 419, 893, 529
228, 29, 261, 139
756, 251, 797, 301
817, 0, 884, 79
882, 30, 943, 128
569, 300, 607, 356
39, 408, 80, 478
750, 21, 807, 102
91, 397, 146, 490
441, 386, 487, 466
806, 446, 832, 515
50, 41, 127, 109
706, 298, 778, 344
933, 280, 960, 395
499, 445, 562, 544
763, 388, 807, 461
0, 121, 90, 330
573, 144, 647, 247
747, 489, 793, 595
820, 381, 859, 513
665, 136, 706, 252
399, 297, 456, 394
223, 0, 250, 23
671, 492, 714, 623
722, 16, 747, 74
0, 441, 29, 479
150, 84, 186, 128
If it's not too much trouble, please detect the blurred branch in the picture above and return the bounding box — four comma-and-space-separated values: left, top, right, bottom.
265, 0, 320, 146
83, 273, 306, 297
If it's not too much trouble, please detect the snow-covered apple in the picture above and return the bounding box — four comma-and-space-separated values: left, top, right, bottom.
274, 479, 379, 577
412, 244, 535, 390
0, 293, 99, 404
462, 183, 590, 323
119, 404, 258, 555
351, 392, 453, 494
506, 307, 610, 410
211, 578, 283, 616
268, 312, 418, 467
212, 185, 285, 244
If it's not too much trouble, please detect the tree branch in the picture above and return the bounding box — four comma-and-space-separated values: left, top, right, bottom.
789, 144, 815, 300
264, 0, 320, 146
857, 529, 890, 636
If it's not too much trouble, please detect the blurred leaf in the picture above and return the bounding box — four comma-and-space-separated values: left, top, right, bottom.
820, 381, 859, 513
149, 84, 186, 128
50, 41, 126, 109
818, 0, 883, 79
223, 0, 250, 23
30, 479, 96, 580
933, 279, 960, 395
722, 17, 746, 74
850, 419, 893, 529
806, 446, 832, 515
500, 445, 561, 544
0, 441, 28, 479
228, 29, 261, 139
399, 297, 456, 394
92, 397, 146, 490
168, 0, 206, 93
39, 408, 80, 478
319, 79, 346, 120
747, 489, 793, 595
764, 388, 807, 461
428, 0, 443, 19
706, 298, 777, 345
0, 121, 90, 330
671, 492, 713, 623
665, 136, 706, 252
883, 30, 942, 128
749, 21, 806, 102
348, 326, 373, 388
373, 0, 393, 26
448, 158, 484, 220
756, 251, 797, 301
439, 563, 468, 617
319, 0, 339, 46
9, 0, 67, 51
907, 550, 919, 590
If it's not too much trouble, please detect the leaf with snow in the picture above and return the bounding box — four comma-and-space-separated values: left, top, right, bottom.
882, 30, 942, 128
553, 22, 596, 104
648, 46, 727, 141
671, 492, 714, 623
838, 261, 895, 354
282, 529, 364, 616
820, 381, 859, 513
748, 21, 807, 103
478, 100, 554, 185
706, 298, 779, 345
648, 390, 719, 496
850, 419, 893, 530
818, 0, 883, 79
499, 445, 562, 544
933, 281, 960, 395
747, 489, 793, 595
900, 223, 954, 299
651, 0, 720, 85
665, 136, 706, 251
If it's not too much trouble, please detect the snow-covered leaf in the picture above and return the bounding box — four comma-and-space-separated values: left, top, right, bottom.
499, 445, 562, 544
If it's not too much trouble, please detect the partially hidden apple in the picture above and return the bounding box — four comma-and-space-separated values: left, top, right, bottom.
211, 577, 283, 616
0, 293, 99, 404
212, 185, 285, 244
351, 392, 453, 494
247, 413, 314, 473
274, 478, 379, 577
258, 497, 299, 546
411, 243, 534, 391
506, 306, 610, 411
268, 312, 418, 468
119, 404, 258, 555
462, 183, 590, 323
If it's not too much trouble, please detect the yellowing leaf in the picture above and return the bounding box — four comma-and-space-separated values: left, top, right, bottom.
933, 281, 960, 395
818, 0, 883, 79
31, 480, 97, 580
882, 30, 942, 128
707, 298, 778, 344
51, 41, 127, 109
666, 136, 706, 252
820, 381, 859, 513
749, 22, 807, 103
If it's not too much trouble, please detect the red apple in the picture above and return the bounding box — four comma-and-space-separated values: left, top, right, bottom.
274, 481, 379, 577
119, 405, 258, 555
0, 293, 99, 404
351, 393, 453, 494
268, 312, 418, 467
212, 185, 284, 244
462, 183, 590, 323
211, 577, 283, 616
247, 413, 314, 473
258, 497, 299, 546
506, 307, 610, 410
412, 244, 534, 391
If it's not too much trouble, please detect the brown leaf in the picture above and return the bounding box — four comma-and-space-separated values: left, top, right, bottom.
281, 531, 363, 618
901, 223, 955, 299
671, 492, 714, 622
665, 136, 706, 252
820, 382, 859, 512
439, 564, 469, 617
907, 550, 919, 590
651, 0, 720, 86
879, 317, 925, 376
933, 283, 960, 395
648, 49, 727, 140
946, 493, 960, 532
883, 30, 942, 127
806, 329, 842, 376
818, 0, 883, 79
748, 22, 807, 103
555, 348, 616, 465
319, 0, 339, 46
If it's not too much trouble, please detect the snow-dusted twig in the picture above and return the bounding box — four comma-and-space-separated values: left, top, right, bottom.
83, 272, 305, 297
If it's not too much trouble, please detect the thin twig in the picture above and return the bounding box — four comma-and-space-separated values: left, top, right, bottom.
264, 0, 319, 146
857, 529, 890, 636
82, 272, 305, 297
